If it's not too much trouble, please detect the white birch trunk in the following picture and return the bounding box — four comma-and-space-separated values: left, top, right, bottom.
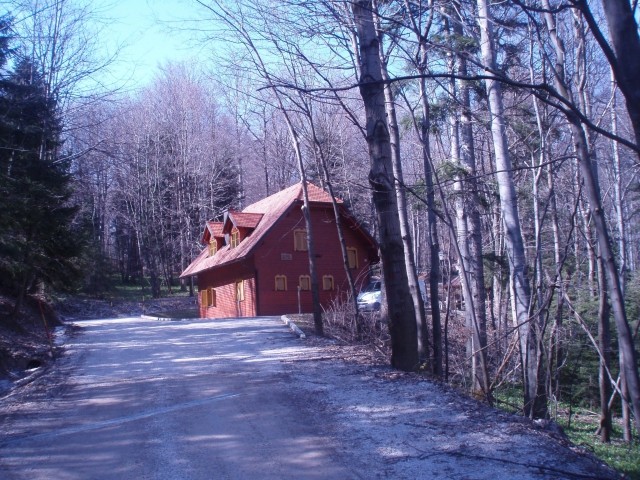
476, 0, 541, 417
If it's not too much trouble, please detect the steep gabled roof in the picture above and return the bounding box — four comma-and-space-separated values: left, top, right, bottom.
181, 182, 338, 278
223, 211, 264, 232
201, 221, 224, 245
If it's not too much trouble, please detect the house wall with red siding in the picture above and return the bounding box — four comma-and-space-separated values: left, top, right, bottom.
254, 203, 375, 316
199, 278, 256, 318
197, 260, 257, 318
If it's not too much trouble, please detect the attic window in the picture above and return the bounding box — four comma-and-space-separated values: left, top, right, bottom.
299, 275, 311, 291
275, 275, 287, 291
208, 240, 217, 256
230, 228, 240, 248
294, 229, 307, 251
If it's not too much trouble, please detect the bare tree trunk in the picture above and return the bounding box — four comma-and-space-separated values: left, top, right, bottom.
352, 0, 418, 371
450, 5, 490, 398
610, 75, 627, 295
586, 0, 640, 150
304, 98, 360, 322
476, 0, 541, 418
373, 12, 427, 360
401, 0, 442, 376
610, 74, 632, 442
597, 255, 613, 442
572, 10, 614, 442
527, 31, 556, 412
542, 0, 640, 433
288, 126, 324, 335
419, 76, 442, 377
620, 362, 633, 443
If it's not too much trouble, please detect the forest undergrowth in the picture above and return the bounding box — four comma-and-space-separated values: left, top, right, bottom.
294, 302, 640, 480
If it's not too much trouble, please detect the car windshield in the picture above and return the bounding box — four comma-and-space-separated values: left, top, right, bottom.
361, 281, 381, 293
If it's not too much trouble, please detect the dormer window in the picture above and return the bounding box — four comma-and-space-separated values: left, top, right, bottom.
230, 228, 240, 248
208, 240, 217, 256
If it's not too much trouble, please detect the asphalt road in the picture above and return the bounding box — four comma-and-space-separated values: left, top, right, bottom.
0, 316, 619, 480
0, 316, 354, 479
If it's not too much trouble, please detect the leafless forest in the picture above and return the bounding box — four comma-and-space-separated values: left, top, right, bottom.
3, 0, 640, 446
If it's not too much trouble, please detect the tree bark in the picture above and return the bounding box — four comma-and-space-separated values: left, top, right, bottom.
476, 0, 542, 417
591, 0, 640, 150
448, 4, 490, 398
418, 76, 442, 377
304, 98, 360, 323
543, 0, 640, 433
373, 5, 427, 360
401, 0, 442, 376
352, 0, 418, 371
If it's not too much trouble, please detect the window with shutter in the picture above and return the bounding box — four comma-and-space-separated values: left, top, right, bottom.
230, 228, 240, 248
322, 275, 334, 291
275, 275, 287, 291
347, 247, 358, 269
299, 275, 311, 291
235, 280, 245, 301
200, 289, 208, 307
294, 229, 307, 251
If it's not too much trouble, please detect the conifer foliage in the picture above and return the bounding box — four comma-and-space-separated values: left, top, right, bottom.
0, 17, 81, 315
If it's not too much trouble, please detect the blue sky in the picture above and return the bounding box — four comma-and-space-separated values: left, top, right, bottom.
104, 0, 206, 89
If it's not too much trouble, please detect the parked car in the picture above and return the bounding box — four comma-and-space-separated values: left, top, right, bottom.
357, 280, 382, 312
357, 277, 427, 313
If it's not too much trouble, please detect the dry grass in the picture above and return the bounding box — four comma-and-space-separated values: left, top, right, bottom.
288, 298, 391, 361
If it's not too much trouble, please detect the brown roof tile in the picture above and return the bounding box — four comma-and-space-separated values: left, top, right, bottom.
201, 221, 224, 245
181, 182, 343, 278
227, 211, 264, 229
207, 221, 224, 236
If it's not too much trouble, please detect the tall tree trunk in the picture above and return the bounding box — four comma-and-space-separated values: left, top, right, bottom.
352, 0, 418, 371
418, 75, 442, 377
597, 255, 613, 442
476, 0, 542, 417
547, 151, 565, 403
542, 0, 640, 434
577, 129, 640, 434
402, 0, 442, 376
610, 75, 627, 295
573, 10, 613, 442
304, 98, 360, 323
450, 5, 490, 398
292, 138, 324, 336
374, 15, 427, 360
527, 32, 556, 411
610, 74, 632, 442
591, 0, 640, 150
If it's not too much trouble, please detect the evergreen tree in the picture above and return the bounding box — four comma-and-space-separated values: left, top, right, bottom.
0, 55, 82, 315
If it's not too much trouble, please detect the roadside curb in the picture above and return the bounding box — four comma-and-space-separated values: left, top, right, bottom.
281, 315, 306, 339
141, 315, 192, 322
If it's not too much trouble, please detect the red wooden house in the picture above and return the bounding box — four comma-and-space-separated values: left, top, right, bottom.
180, 182, 379, 318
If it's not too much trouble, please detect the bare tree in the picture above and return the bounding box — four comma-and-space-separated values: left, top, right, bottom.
540, 0, 640, 433
476, 0, 543, 418
352, 0, 418, 371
